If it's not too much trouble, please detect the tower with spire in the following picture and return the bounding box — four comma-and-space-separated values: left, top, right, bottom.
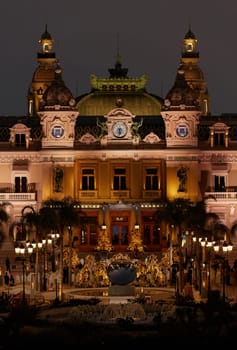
27, 25, 58, 116
38, 63, 78, 148
179, 27, 210, 116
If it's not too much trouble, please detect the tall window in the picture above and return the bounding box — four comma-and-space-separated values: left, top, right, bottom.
214, 175, 225, 192
111, 216, 128, 247
145, 168, 158, 190
82, 169, 95, 190
142, 216, 160, 245
214, 132, 225, 146
203, 99, 208, 115
187, 43, 193, 51
210, 124, 229, 148
80, 217, 97, 246
15, 134, 26, 147
15, 176, 27, 193
113, 168, 126, 190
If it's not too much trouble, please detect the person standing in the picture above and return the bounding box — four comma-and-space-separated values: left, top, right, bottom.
5, 257, 10, 272
4, 271, 9, 286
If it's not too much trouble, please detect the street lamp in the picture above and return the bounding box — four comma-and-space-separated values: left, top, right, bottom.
49, 232, 60, 299
31, 238, 43, 292
190, 234, 215, 298
15, 242, 33, 304
200, 237, 215, 298
50, 231, 60, 271
192, 234, 204, 293
41, 236, 52, 291
213, 240, 233, 302
67, 225, 73, 286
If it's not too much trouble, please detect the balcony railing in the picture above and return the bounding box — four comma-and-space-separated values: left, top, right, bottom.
0, 192, 37, 201
111, 190, 130, 199
143, 190, 162, 200
205, 190, 237, 200
78, 191, 98, 198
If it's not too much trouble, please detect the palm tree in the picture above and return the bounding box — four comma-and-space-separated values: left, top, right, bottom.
41, 197, 81, 299
155, 198, 195, 295
156, 198, 219, 296
0, 206, 9, 247
20, 205, 44, 292
156, 197, 230, 300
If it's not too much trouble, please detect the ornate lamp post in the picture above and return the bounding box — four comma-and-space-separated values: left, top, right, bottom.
191, 234, 215, 299
192, 234, 202, 292
50, 231, 60, 299
67, 225, 73, 286
50, 231, 60, 271
31, 239, 43, 292
41, 235, 52, 291
213, 240, 233, 302
15, 242, 33, 304
200, 237, 215, 298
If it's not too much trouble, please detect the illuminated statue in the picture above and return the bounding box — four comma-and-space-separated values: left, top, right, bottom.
177, 166, 188, 192
54, 167, 63, 192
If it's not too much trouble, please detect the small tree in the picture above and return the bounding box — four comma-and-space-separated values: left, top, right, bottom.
95, 228, 113, 253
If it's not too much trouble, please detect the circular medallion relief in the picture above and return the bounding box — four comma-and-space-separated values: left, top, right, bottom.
176, 124, 189, 138
51, 125, 64, 138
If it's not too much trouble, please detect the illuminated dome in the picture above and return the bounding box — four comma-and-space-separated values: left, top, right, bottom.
40, 64, 75, 108
163, 69, 199, 110
76, 55, 163, 116
180, 63, 205, 82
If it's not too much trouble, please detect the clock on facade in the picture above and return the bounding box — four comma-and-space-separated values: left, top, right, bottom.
112, 121, 127, 138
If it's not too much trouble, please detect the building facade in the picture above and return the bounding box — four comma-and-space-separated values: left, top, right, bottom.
0, 26, 237, 272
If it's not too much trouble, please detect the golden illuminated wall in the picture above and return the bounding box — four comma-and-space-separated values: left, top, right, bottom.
39, 165, 52, 201
98, 162, 110, 198
63, 167, 75, 197
76, 157, 166, 203
130, 161, 142, 199
166, 163, 200, 202
38, 156, 199, 206
40, 164, 75, 201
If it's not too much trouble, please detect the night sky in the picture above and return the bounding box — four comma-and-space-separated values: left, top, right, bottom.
0, 0, 236, 116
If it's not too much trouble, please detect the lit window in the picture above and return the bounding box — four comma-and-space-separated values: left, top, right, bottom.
15, 176, 27, 193
82, 169, 95, 190
214, 175, 226, 192
113, 168, 126, 190
15, 134, 26, 147
44, 43, 49, 52
214, 132, 225, 146
187, 43, 193, 52
111, 216, 128, 246
145, 169, 158, 190
80, 217, 98, 246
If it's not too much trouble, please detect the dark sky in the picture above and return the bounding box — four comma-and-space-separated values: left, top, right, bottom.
0, 0, 236, 116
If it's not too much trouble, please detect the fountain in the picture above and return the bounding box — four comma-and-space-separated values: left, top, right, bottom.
107, 253, 136, 297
